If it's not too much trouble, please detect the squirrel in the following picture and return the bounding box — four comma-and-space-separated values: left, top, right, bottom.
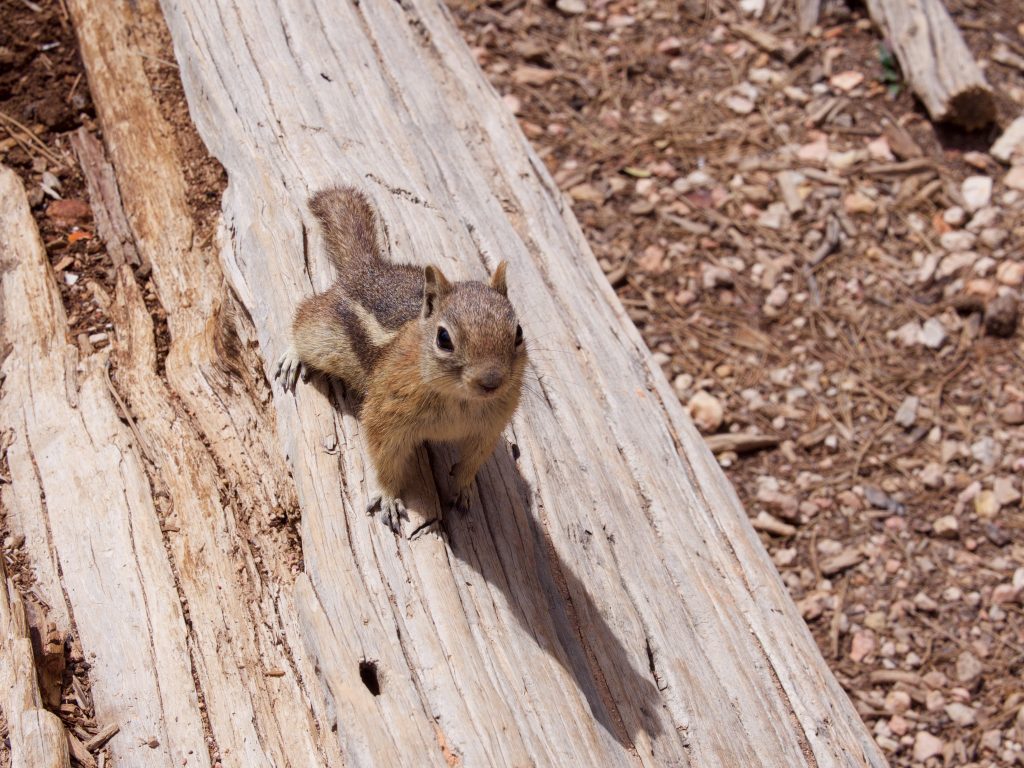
275, 187, 527, 532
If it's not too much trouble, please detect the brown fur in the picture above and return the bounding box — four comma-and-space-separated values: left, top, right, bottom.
278, 186, 527, 524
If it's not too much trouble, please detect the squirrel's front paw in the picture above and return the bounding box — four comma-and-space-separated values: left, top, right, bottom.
274, 347, 307, 393
368, 494, 408, 533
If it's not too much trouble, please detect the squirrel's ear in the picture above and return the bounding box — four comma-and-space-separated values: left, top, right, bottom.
490, 261, 508, 297
422, 265, 451, 318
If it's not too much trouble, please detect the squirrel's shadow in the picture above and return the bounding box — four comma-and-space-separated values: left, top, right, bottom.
423, 438, 664, 753
324, 380, 662, 751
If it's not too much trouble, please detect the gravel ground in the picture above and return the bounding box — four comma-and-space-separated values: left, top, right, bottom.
447, 1, 1024, 765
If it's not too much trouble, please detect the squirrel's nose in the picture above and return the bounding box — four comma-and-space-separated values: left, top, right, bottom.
475, 369, 505, 393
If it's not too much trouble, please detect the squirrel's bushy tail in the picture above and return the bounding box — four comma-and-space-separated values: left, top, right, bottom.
308, 187, 381, 272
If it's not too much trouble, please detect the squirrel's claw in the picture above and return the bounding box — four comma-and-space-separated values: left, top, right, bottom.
368, 494, 408, 534
274, 348, 304, 393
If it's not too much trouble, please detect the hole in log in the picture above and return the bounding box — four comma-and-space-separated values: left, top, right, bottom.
359, 660, 381, 696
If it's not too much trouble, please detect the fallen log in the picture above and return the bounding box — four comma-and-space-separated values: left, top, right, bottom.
866, 0, 995, 129
155, 0, 883, 764
0, 560, 70, 768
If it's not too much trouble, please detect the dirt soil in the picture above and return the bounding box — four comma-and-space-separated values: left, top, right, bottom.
446, 0, 1024, 765
2, 0, 1023, 766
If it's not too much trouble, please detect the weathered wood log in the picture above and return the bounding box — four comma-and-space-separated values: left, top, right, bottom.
866, 0, 995, 129
0, 560, 70, 768
149, 0, 881, 765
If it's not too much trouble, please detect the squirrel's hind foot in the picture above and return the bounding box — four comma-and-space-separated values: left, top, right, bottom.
368, 494, 408, 534
274, 347, 307, 393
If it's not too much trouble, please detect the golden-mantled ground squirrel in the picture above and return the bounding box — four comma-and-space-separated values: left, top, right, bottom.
275, 187, 527, 532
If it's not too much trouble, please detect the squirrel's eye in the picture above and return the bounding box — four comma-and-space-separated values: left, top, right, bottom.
436, 326, 454, 352
514, 324, 524, 347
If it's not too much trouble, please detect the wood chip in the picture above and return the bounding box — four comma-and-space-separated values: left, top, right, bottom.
820, 548, 864, 575
859, 158, 934, 176
705, 433, 780, 455
66, 731, 97, 768
82, 723, 119, 752
752, 511, 796, 537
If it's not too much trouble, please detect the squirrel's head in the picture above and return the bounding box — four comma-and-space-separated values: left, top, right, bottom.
419, 262, 527, 401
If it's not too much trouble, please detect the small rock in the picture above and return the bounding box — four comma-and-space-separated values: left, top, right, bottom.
980, 729, 1001, 751
920, 463, 944, 489
914, 591, 939, 612
956, 650, 983, 683
885, 690, 911, 715
913, 732, 944, 763
920, 318, 947, 349
991, 116, 1024, 163
555, 0, 587, 15
940, 230, 977, 251
942, 206, 966, 227
724, 95, 755, 115
849, 630, 875, 663
830, 71, 865, 92
961, 175, 992, 212
776, 170, 805, 214
843, 191, 876, 214
974, 490, 999, 519
979, 227, 1007, 249
932, 515, 959, 538
864, 485, 904, 513
926, 689, 946, 711
867, 136, 893, 161
937, 250, 978, 279
656, 37, 682, 55
996, 261, 1024, 287
501, 94, 522, 114
992, 583, 1020, 604
993, 476, 1021, 507
945, 702, 977, 726
797, 136, 829, 164
971, 436, 1000, 467
966, 206, 998, 232
984, 294, 1019, 337
758, 202, 789, 230
765, 285, 788, 309
687, 391, 724, 433
985, 523, 1011, 547
894, 395, 919, 428
893, 320, 922, 346
1004, 166, 1024, 190
702, 265, 734, 289
773, 548, 797, 567
1000, 402, 1024, 425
